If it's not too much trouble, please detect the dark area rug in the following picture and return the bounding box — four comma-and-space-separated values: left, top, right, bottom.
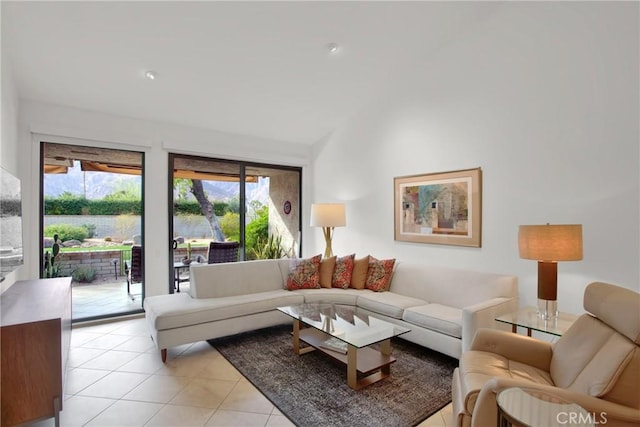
208, 325, 458, 427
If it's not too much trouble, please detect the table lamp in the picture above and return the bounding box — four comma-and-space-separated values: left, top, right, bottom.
310, 203, 346, 258
518, 224, 583, 320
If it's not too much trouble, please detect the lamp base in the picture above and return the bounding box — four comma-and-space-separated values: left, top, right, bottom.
537, 299, 558, 320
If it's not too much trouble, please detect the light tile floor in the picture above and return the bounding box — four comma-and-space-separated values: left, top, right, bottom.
32, 317, 454, 427
71, 274, 188, 320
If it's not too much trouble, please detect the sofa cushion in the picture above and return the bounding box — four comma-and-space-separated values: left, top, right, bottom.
145, 290, 304, 331
402, 304, 462, 338
458, 350, 554, 414
286, 255, 321, 290
388, 264, 517, 309
357, 292, 426, 319
365, 257, 395, 291
350, 256, 370, 289
190, 259, 286, 299
332, 254, 355, 289
295, 288, 371, 305
319, 256, 336, 288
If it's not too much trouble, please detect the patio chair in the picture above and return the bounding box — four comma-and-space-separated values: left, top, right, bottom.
125, 245, 142, 300
207, 241, 240, 264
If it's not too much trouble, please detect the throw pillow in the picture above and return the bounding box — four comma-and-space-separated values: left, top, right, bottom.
286, 255, 322, 290
319, 256, 337, 288
350, 255, 370, 289
332, 254, 355, 289
365, 257, 396, 292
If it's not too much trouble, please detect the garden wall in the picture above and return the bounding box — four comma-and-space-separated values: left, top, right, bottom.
56, 249, 127, 282
44, 215, 213, 241
55, 246, 210, 282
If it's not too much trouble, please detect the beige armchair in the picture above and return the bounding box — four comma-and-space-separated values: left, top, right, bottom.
452, 282, 640, 427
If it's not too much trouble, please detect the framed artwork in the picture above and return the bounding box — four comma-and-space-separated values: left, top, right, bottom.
394, 168, 482, 247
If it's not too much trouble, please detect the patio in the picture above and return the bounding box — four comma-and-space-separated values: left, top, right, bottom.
71, 279, 191, 321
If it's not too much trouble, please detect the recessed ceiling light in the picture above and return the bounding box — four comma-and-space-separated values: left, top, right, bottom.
327, 43, 339, 54
145, 71, 157, 80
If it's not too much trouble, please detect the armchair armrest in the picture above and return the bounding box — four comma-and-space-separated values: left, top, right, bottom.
470, 328, 553, 371
472, 377, 640, 427
462, 297, 518, 351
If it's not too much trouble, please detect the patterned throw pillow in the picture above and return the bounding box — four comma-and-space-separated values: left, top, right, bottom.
286, 255, 322, 290
365, 257, 396, 292
350, 255, 370, 289
332, 254, 355, 289
319, 256, 337, 288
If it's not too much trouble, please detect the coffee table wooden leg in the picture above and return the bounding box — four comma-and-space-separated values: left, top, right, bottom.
347, 344, 358, 389
380, 339, 391, 376
292, 319, 314, 355
347, 339, 393, 390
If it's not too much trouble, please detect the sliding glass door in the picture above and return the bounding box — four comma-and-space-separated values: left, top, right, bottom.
41, 142, 145, 321
168, 154, 301, 293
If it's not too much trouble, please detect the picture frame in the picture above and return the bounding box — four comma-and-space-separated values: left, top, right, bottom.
394, 168, 482, 247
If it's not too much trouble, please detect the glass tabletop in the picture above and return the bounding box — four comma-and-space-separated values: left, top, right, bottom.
278, 303, 410, 348
495, 306, 579, 336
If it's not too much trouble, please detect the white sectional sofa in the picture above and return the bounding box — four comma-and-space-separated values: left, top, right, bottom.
144, 259, 518, 362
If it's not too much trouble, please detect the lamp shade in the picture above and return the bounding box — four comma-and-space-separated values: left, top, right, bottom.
518, 224, 583, 261
310, 203, 346, 228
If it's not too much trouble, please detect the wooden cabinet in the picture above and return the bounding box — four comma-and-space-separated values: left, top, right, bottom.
1, 278, 72, 426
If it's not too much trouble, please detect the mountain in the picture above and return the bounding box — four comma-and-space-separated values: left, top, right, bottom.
43, 162, 269, 203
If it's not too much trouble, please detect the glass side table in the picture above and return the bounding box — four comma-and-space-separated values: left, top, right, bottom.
497, 387, 594, 427
495, 306, 578, 337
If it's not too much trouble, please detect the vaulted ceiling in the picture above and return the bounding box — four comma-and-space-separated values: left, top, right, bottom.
2, 1, 496, 145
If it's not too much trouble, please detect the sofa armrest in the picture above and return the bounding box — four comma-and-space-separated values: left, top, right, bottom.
471, 377, 640, 427
470, 328, 553, 371
462, 297, 518, 352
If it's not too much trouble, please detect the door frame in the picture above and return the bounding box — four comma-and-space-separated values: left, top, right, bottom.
39, 140, 146, 322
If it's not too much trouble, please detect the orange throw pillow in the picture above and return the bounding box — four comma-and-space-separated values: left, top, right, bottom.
319, 256, 337, 288
350, 255, 370, 289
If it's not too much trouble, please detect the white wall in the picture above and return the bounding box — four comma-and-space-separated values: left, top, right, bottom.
1, 21, 23, 291
310, 2, 640, 315
17, 100, 311, 297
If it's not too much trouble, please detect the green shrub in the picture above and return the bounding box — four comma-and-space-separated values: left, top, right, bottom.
115, 214, 138, 240
72, 265, 96, 283
252, 234, 286, 259
87, 200, 141, 215
44, 195, 88, 215
82, 223, 97, 238
44, 224, 88, 242
44, 197, 141, 215
219, 212, 240, 242
173, 200, 229, 216
245, 205, 268, 257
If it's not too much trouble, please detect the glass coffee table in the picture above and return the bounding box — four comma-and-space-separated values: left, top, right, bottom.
278, 303, 410, 390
